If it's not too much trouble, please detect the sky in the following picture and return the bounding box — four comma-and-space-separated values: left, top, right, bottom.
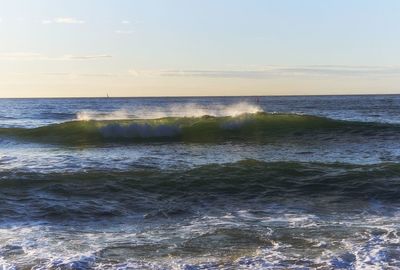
0, 0, 400, 97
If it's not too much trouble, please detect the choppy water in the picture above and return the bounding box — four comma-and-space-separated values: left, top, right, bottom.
0, 95, 400, 269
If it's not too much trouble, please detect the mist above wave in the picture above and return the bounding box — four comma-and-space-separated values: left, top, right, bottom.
76, 102, 263, 121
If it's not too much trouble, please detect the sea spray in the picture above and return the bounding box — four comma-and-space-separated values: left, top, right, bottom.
76, 102, 263, 121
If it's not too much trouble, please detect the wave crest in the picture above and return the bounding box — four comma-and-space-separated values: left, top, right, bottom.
0, 112, 397, 145
76, 102, 263, 121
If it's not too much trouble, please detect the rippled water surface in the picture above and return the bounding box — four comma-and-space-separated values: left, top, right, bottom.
0, 95, 400, 269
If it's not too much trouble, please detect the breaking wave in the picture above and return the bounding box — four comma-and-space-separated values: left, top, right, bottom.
0, 112, 398, 145
76, 102, 263, 121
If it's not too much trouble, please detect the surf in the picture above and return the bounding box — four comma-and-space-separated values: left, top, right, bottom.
0, 112, 397, 145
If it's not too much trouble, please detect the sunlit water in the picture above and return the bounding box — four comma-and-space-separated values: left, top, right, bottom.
0, 95, 400, 269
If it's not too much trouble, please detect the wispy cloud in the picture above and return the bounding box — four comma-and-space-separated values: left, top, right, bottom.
115, 30, 135, 35
40, 72, 117, 77
63, 54, 112, 60
42, 17, 85, 24
127, 65, 400, 78
55, 17, 85, 24
115, 19, 142, 34
41, 19, 52, 24
128, 69, 162, 77
0, 52, 112, 61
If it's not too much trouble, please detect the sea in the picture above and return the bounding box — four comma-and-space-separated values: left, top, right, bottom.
0, 95, 399, 269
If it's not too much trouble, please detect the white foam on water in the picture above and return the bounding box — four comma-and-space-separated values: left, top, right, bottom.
0, 260, 17, 270
1, 208, 400, 269
76, 102, 263, 121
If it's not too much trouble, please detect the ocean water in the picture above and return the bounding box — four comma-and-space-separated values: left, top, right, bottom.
0, 95, 400, 269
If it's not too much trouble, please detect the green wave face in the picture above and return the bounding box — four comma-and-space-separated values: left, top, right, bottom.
1, 160, 400, 205
0, 112, 393, 145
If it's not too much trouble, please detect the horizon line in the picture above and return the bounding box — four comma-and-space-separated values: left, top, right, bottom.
0, 93, 399, 99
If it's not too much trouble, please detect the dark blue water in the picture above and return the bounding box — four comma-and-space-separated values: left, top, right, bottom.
0, 95, 399, 269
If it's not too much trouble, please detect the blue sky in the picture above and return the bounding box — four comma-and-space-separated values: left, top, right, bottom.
1, 0, 400, 97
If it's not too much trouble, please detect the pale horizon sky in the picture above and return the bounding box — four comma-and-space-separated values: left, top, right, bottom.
1, 0, 400, 97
